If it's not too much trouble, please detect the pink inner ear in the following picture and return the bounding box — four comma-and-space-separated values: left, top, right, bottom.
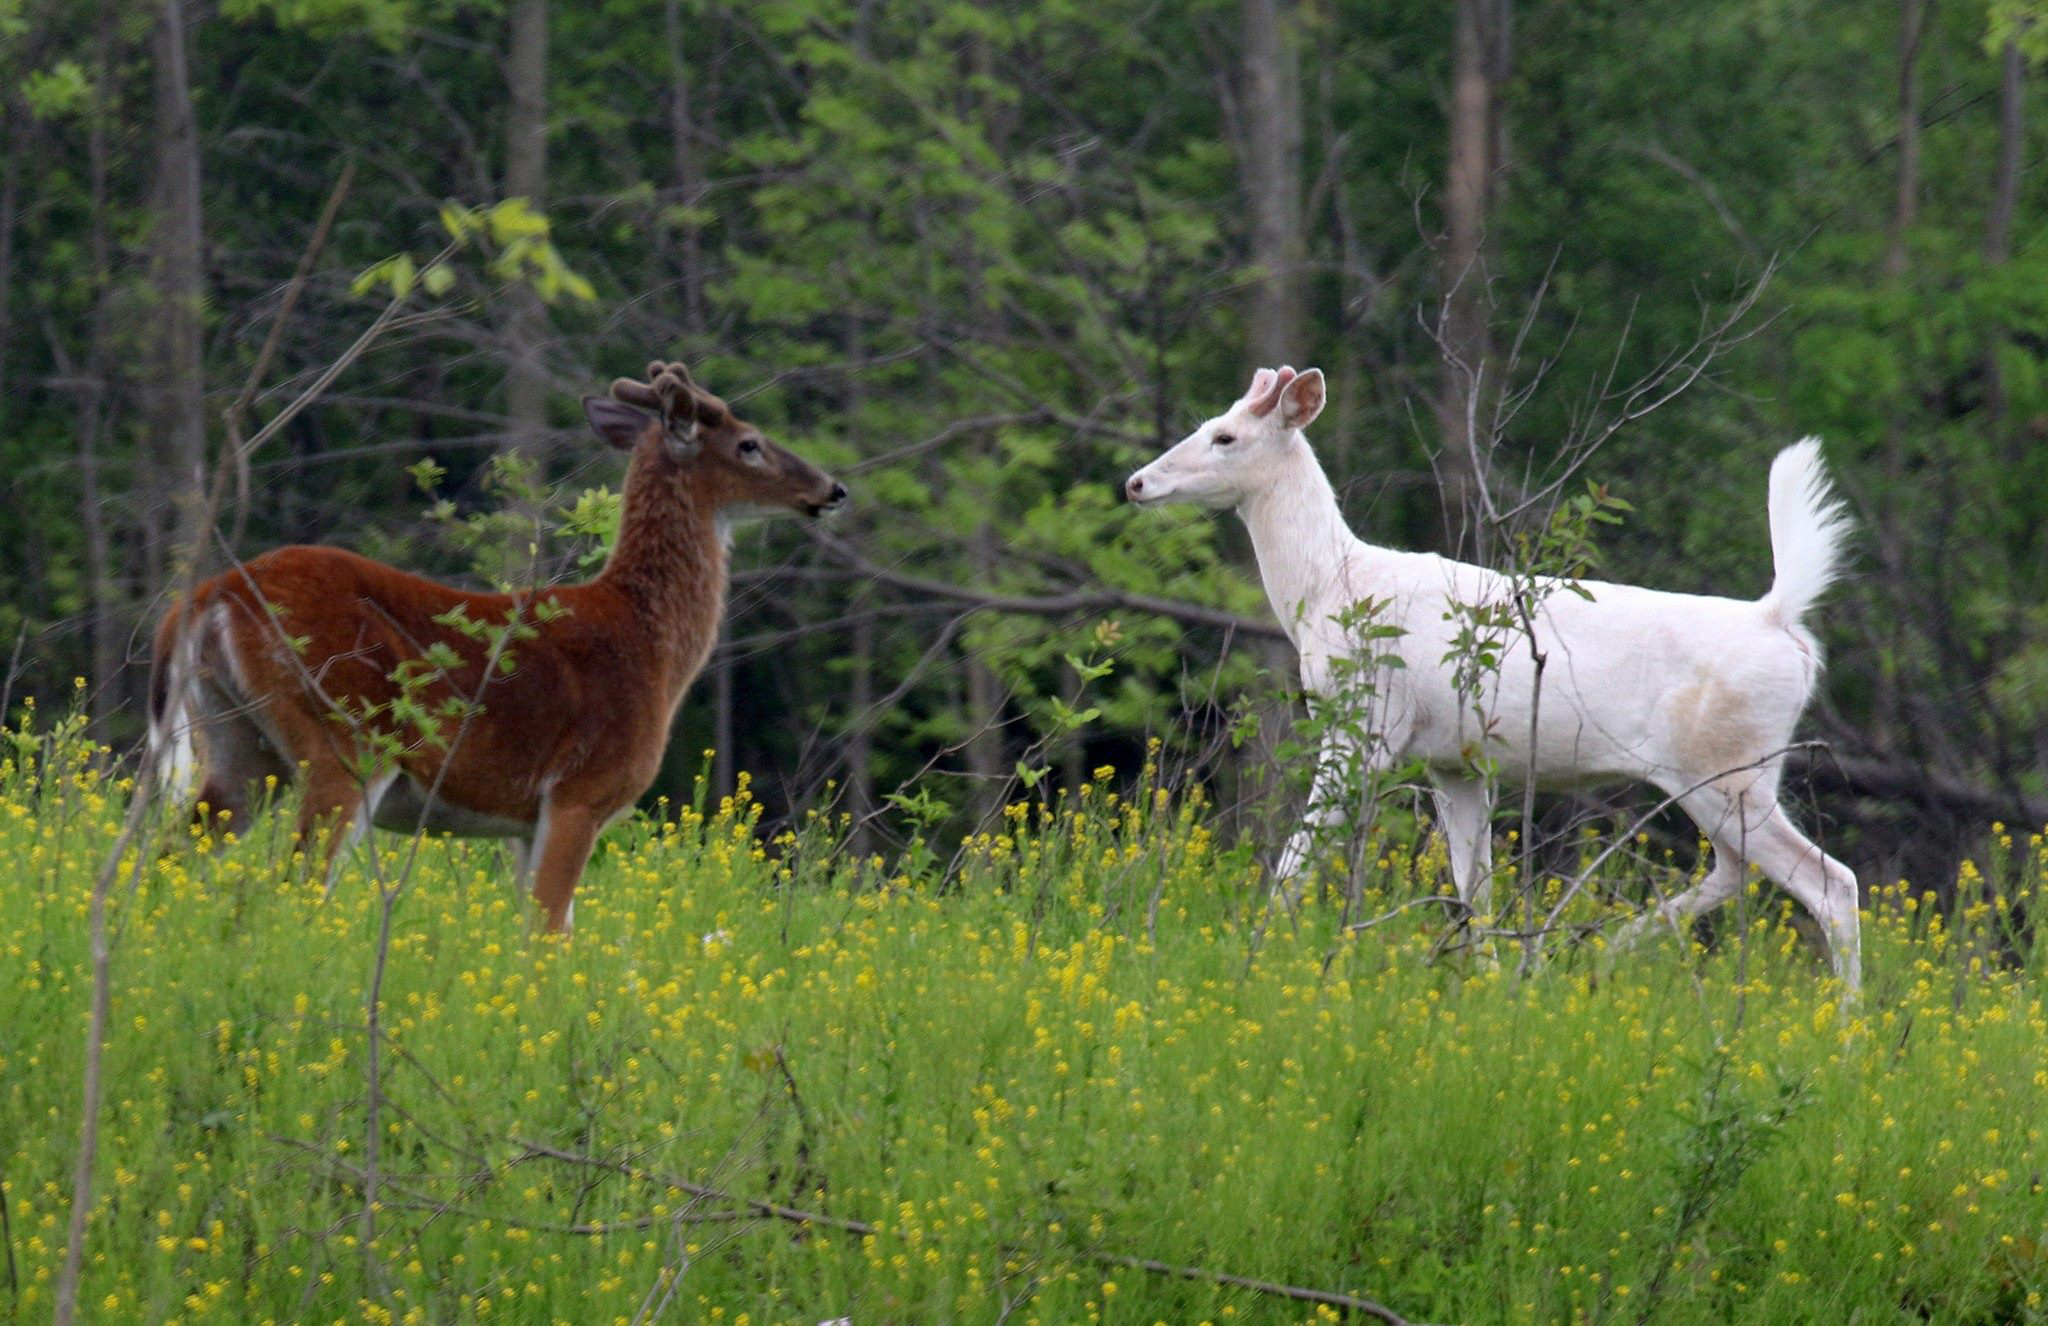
1290, 370, 1324, 419
1243, 367, 1277, 404
1248, 365, 1296, 417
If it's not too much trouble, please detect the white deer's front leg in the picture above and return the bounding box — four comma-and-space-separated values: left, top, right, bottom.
1429, 774, 1496, 916
1273, 724, 1384, 898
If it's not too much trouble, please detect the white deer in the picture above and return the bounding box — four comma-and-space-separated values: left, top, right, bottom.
1125, 365, 1861, 988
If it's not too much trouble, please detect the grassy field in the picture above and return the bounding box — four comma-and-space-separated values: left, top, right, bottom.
2, 705, 2046, 1325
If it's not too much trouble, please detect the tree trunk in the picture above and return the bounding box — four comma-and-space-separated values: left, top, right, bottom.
844, 600, 877, 858
148, 0, 208, 582
1984, 35, 2024, 429
662, 0, 707, 336
1871, 0, 1932, 753
962, 525, 1007, 814
1235, 0, 1310, 849
1434, 0, 1508, 554
1985, 33, 2034, 774
1319, 58, 1377, 469
1239, 0, 1305, 366
502, 0, 551, 455
963, 646, 1006, 811
79, 10, 122, 732
711, 649, 735, 803
1885, 0, 1929, 279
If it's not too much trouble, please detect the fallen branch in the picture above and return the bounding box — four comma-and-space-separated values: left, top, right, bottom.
1785, 748, 2048, 828
1087, 1250, 1430, 1326
504, 1140, 1437, 1321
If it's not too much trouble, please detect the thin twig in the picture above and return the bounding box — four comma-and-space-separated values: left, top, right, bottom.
1346, 895, 1467, 932
812, 529, 1285, 641
223, 161, 355, 548
508, 1138, 877, 1236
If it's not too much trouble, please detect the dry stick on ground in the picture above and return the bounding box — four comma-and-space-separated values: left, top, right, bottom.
48, 187, 432, 1326
508, 1137, 1436, 1323
509, 1138, 878, 1237
1087, 1251, 1432, 1326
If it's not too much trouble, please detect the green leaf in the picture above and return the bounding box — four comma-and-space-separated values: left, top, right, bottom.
21, 60, 91, 119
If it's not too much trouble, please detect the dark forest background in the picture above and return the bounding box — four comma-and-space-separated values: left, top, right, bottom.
4, 0, 2047, 890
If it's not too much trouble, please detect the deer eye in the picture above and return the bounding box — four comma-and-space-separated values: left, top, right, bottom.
1213, 432, 1236, 447
738, 438, 761, 456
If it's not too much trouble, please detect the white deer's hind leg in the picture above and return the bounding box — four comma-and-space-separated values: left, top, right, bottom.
1634, 779, 1862, 991
1742, 806, 1863, 992
1611, 833, 1746, 959
1430, 775, 1496, 916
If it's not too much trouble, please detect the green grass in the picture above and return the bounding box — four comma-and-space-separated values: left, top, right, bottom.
2, 709, 2046, 1325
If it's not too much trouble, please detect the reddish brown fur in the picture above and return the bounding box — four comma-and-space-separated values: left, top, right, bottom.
151, 365, 843, 931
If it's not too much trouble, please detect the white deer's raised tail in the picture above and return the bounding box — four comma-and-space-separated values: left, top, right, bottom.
1761, 437, 1852, 630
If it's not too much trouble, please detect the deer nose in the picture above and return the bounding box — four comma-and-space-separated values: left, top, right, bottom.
1125, 474, 1145, 501
830, 482, 848, 505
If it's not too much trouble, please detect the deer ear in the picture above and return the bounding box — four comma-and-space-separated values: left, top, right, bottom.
1244, 367, 1278, 403
584, 395, 652, 450
1280, 368, 1325, 428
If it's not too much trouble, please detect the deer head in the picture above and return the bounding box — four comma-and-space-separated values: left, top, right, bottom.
1124, 365, 1326, 509
582, 361, 848, 517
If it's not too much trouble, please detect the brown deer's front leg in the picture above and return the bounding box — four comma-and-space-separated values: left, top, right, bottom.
529, 800, 603, 933
296, 752, 395, 897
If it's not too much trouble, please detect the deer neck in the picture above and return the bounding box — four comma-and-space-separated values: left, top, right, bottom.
1237, 437, 1367, 643
598, 445, 728, 681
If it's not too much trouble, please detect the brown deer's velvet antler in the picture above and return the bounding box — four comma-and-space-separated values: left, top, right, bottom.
609, 361, 704, 454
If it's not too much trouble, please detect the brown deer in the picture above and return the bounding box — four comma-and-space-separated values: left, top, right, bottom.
148, 361, 846, 931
